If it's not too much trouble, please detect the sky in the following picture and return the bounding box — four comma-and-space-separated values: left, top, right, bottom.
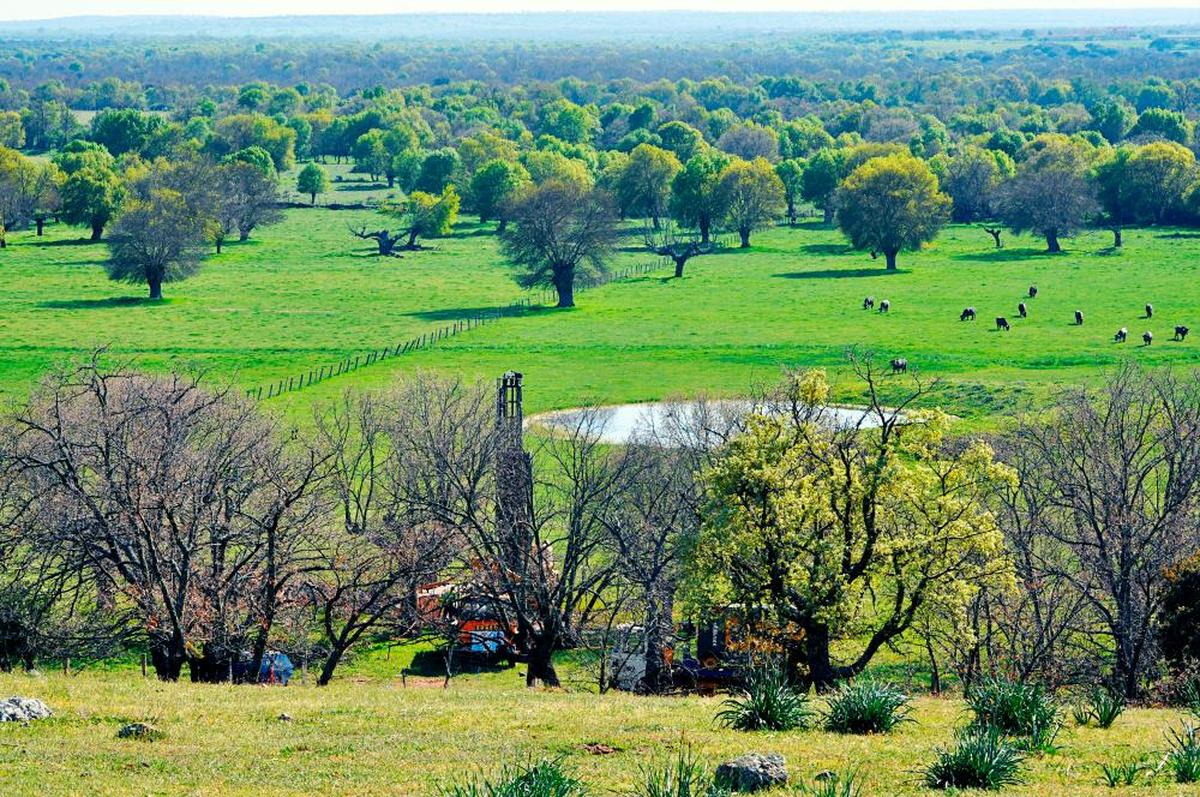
3, 0, 1198, 21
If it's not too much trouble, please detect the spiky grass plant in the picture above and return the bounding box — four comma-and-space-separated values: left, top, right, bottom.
441, 758, 587, 797
715, 668, 814, 732
822, 680, 912, 735
924, 726, 1025, 791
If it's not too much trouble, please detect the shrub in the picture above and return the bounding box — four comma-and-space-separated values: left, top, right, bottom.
441, 759, 587, 797
1071, 702, 1092, 727
924, 726, 1024, 791
637, 746, 729, 797
966, 677, 1061, 750
796, 769, 862, 797
1167, 723, 1200, 784
1100, 759, 1147, 787
716, 668, 814, 732
823, 680, 912, 734
1089, 687, 1126, 729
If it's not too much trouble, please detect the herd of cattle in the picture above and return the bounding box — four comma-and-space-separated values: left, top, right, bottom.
874, 285, 1191, 375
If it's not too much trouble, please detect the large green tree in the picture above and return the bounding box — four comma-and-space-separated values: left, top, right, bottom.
60, 166, 123, 241
998, 134, 1098, 253
718, 157, 785, 248
670, 150, 729, 244
616, 143, 681, 229
469, 159, 530, 231
837, 154, 951, 270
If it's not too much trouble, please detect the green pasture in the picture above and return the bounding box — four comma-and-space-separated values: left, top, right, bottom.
3, 207, 1200, 423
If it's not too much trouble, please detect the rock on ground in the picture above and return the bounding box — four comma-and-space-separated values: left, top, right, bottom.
0, 697, 52, 723
117, 722, 164, 741
715, 752, 788, 792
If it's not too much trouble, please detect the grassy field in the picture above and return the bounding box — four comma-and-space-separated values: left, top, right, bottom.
0, 662, 1196, 796
4, 204, 1200, 423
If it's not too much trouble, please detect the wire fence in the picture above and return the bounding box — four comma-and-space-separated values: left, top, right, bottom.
245, 245, 714, 400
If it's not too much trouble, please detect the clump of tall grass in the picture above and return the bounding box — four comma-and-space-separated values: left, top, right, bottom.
636, 746, 729, 797
924, 726, 1025, 791
1100, 759, 1149, 788
822, 680, 912, 734
1166, 723, 1200, 784
716, 668, 814, 732
441, 758, 587, 797
966, 677, 1061, 752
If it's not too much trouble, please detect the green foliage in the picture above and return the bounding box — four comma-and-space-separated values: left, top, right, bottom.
1099, 759, 1148, 787
225, 145, 276, 178
715, 668, 814, 732
966, 678, 1061, 751
470, 159, 530, 224
823, 680, 912, 734
1166, 723, 1200, 783
924, 726, 1024, 791
296, 163, 329, 204
1088, 687, 1126, 729
636, 746, 729, 797
835, 152, 951, 268
441, 759, 587, 797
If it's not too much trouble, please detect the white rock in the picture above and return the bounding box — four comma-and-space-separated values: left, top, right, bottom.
0, 696, 53, 722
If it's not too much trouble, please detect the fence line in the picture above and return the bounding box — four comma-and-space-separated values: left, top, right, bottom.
247, 248, 702, 401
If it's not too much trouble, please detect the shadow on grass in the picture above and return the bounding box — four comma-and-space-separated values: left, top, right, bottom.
334, 182, 390, 193
40, 296, 161, 310
1157, 232, 1200, 240
774, 267, 909, 279
951, 247, 1059, 263
404, 304, 539, 321
799, 242, 855, 256
27, 237, 103, 248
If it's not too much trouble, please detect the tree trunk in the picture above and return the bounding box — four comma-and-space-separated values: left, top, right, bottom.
497, 218, 508, 234
673, 255, 686, 278
1046, 230, 1061, 253
805, 622, 838, 692
640, 592, 673, 694
1111, 227, 1122, 248
239, 228, 250, 242
90, 220, 103, 241
310, 192, 317, 206
215, 239, 223, 254
387, 175, 395, 188
786, 200, 796, 226
926, 636, 941, 695
149, 635, 186, 681
35, 219, 45, 236
148, 276, 163, 300
884, 249, 898, 270
651, 212, 661, 231
525, 641, 560, 688
823, 205, 834, 225
553, 268, 575, 308
699, 217, 711, 244
317, 645, 346, 686
738, 227, 751, 248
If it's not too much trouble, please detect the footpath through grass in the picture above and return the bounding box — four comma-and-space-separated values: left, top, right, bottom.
0, 666, 1194, 796
4, 209, 1200, 423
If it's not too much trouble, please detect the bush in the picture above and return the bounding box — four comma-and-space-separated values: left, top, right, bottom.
966, 677, 1061, 750
923, 726, 1024, 791
637, 746, 729, 797
441, 759, 587, 797
1167, 723, 1200, 784
823, 680, 912, 734
796, 769, 862, 797
716, 668, 814, 732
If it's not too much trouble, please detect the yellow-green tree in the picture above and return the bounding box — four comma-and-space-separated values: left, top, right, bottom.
686, 366, 1012, 690
717, 157, 785, 247
836, 154, 951, 270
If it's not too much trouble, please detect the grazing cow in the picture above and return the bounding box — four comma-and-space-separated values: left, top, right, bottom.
879, 299, 890, 313
960, 306, 976, 321
1146, 303, 1154, 318
996, 316, 1011, 331
1075, 310, 1084, 325
1175, 325, 1190, 341
1029, 285, 1038, 298
890, 358, 908, 374
863, 296, 875, 310
1143, 331, 1153, 346
1115, 327, 1128, 343
1018, 302, 1027, 318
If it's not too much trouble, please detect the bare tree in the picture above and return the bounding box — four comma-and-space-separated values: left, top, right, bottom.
4, 355, 326, 681
999, 364, 1200, 698
306, 391, 462, 686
